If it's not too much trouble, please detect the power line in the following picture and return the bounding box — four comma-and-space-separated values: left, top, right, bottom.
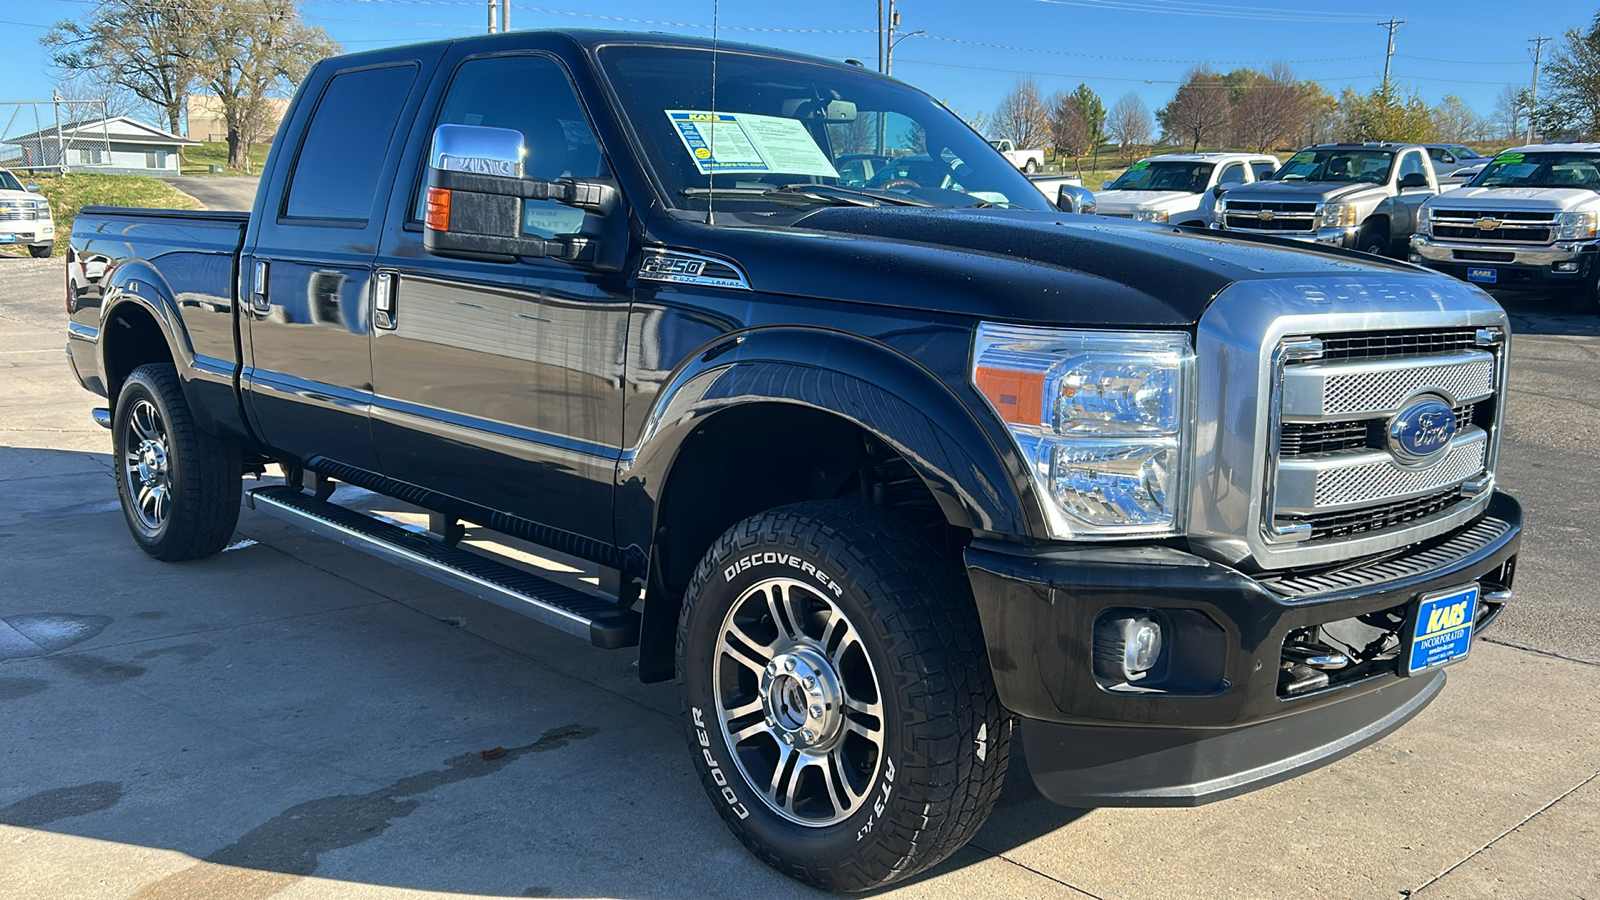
917, 33, 1382, 65
509, 5, 875, 34
1034, 0, 1386, 24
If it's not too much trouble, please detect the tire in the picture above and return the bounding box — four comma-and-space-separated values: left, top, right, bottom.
113, 363, 241, 560
1023, 159, 1039, 173
1358, 226, 1389, 257
28, 243, 53, 259
676, 501, 1009, 892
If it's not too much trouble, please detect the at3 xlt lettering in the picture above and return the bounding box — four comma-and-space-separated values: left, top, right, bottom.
65, 28, 1523, 892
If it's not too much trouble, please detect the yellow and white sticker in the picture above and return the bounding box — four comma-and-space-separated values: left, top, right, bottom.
666, 110, 839, 178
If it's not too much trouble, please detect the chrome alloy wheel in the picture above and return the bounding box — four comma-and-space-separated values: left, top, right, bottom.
122, 398, 172, 531
714, 577, 886, 826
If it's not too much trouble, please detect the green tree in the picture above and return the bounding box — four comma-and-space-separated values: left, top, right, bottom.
1338, 84, 1435, 143
1534, 11, 1600, 140
42, 1, 200, 136
1071, 83, 1105, 167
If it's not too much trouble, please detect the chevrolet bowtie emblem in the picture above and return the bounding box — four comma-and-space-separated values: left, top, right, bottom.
1258, 209, 1276, 221
1474, 217, 1503, 230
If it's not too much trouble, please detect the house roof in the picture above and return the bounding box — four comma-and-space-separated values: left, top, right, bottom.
4, 116, 199, 147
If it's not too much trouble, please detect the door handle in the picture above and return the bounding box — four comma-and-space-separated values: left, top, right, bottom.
250, 260, 270, 316
372, 270, 396, 330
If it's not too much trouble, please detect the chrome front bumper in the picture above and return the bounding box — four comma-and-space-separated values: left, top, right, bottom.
1214, 224, 1359, 248
1411, 235, 1598, 266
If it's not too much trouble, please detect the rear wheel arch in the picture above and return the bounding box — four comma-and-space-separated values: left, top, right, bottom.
101, 299, 179, 403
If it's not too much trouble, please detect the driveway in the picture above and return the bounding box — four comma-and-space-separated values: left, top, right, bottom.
161, 176, 260, 212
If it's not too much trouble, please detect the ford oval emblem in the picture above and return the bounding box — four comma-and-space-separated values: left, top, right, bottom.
1388, 397, 1458, 466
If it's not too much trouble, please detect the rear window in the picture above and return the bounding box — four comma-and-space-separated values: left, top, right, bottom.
285, 64, 417, 222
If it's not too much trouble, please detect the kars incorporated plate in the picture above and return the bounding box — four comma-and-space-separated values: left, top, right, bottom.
1467, 267, 1498, 284
1405, 584, 1479, 675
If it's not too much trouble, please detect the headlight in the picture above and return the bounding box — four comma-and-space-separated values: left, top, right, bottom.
1558, 211, 1598, 241
973, 323, 1193, 538
1416, 208, 1432, 237
1320, 202, 1358, 229
1134, 209, 1169, 223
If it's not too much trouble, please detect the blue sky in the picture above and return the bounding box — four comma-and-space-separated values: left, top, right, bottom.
1, 0, 1586, 134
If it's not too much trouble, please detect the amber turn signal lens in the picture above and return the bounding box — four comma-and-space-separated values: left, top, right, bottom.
974, 365, 1044, 427
424, 187, 451, 232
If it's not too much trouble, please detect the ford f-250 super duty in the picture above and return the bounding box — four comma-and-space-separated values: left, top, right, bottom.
1412, 143, 1600, 310
65, 31, 1522, 892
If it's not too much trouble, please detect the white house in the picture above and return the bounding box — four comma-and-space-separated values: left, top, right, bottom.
3, 116, 198, 175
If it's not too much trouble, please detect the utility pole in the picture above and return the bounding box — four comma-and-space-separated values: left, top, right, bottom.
876, 0, 884, 73
884, 0, 921, 76
500, 0, 509, 34
487, 0, 496, 33
1526, 34, 1550, 144
1377, 17, 1405, 90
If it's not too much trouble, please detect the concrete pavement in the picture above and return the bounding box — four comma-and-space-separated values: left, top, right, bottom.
1, 252, 1597, 899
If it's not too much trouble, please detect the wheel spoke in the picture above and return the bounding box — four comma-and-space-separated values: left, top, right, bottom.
820, 754, 848, 814
136, 483, 155, 515
832, 632, 862, 669
844, 696, 881, 718
830, 747, 868, 803
765, 742, 796, 801
844, 718, 883, 744
765, 582, 805, 642
721, 625, 776, 674
722, 698, 763, 720
150, 486, 168, 523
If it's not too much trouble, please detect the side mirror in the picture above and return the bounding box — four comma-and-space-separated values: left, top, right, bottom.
1058, 184, 1096, 214
1102, 180, 1114, 190
423, 123, 620, 268
1397, 172, 1431, 190
24, 183, 39, 193
1212, 183, 1241, 198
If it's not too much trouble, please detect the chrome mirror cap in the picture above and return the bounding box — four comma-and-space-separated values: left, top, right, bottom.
428, 124, 526, 178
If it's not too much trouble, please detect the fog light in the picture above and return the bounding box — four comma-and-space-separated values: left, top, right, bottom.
1094, 613, 1164, 682
1554, 261, 1579, 273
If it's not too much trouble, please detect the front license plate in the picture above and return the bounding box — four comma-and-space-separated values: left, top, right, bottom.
0, 235, 14, 244
1467, 267, 1498, 284
1405, 584, 1479, 675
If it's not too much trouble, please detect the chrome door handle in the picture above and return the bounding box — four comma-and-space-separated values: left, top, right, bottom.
250, 260, 270, 315
373, 271, 395, 330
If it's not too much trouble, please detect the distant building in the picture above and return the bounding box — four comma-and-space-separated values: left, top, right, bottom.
2, 116, 198, 174
186, 95, 292, 144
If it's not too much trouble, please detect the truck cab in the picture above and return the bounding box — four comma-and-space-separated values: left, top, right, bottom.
1411, 143, 1600, 309
1217, 142, 1441, 256
1094, 152, 1279, 226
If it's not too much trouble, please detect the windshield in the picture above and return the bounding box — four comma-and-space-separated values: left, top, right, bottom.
1272, 149, 1395, 184
1452, 146, 1482, 159
1105, 161, 1214, 193
0, 170, 23, 192
598, 45, 1051, 216
1470, 152, 1600, 190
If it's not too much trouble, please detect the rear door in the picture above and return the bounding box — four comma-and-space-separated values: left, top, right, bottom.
367, 45, 629, 546
241, 50, 440, 469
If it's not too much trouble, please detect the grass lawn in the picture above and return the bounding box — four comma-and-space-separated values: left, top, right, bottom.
180, 141, 272, 176
0, 173, 201, 258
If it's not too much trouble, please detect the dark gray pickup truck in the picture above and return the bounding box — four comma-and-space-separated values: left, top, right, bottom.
66, 31, 1522, 891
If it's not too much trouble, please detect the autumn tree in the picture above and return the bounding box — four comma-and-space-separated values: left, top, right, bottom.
1159, 67, 1231, 152
992, 76, 1051, 151
1071, 83, 1106, 167
1232, 62, 1305, 152
1534, 11, 1600, 141
1105, 93, 1152, 162
1047, 90, 1089, 170
1297, 83, 1339, 146
42, 0, 200, 136
195, 0, 340, 169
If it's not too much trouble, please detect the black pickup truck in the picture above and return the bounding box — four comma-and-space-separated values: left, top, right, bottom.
66, 31, 1522, 891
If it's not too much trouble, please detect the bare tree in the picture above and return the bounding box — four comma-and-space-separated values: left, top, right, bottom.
992, 76, 1051, 151
42, 0, 200, 136
1047, 90, 1089, 171
1232, 62, 1306, 152
1297, 82, 1339, 146
1432, 95, 1479, 143
1493, 84, 1530, 140
52, 69, 151, 122
1105, 93, 1152, 162
195, 0, 340, 169
1535, 12, 1600, 141
1158, 67, 1232, 153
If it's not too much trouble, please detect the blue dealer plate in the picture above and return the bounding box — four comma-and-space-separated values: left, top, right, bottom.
1405, 584, 1478, 675
1467, 267, 1498, 284
0, 235, 14, 243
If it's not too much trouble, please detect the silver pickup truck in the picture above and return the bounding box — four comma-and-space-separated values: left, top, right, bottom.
1411, 143, 1600, 310
1215, 142, 1441, 257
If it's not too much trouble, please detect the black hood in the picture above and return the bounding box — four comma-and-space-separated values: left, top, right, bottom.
669, 207, 1415, 328
1223, 180, 1383, 203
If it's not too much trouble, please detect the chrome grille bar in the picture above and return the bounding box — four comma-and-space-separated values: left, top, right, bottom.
1281, 351, 1495, 420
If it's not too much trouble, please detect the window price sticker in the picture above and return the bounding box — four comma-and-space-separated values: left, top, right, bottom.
667, 110, 838, 178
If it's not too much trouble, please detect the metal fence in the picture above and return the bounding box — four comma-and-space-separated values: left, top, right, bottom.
0, 100, 112, 174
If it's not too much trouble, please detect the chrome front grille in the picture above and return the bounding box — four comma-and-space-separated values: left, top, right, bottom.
1429, 208, 1559, 245
1223, 200, 1319, 234
1267, 330, 1503, 545
0, 206, 41, 222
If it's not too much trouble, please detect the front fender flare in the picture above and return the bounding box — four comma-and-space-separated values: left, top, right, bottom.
617, 327, 1036, 562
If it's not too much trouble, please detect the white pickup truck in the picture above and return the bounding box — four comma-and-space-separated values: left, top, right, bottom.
0, 168, 54, 258
1411, 143, 1600, 310
1095, 152, 1279, 226
989, 138, 1045, 173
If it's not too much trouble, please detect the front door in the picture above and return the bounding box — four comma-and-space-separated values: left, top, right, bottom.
242, 56, 434, 470
368, 49, 628, 547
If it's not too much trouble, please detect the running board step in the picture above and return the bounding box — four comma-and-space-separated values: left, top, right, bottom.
245, 485, 638, 649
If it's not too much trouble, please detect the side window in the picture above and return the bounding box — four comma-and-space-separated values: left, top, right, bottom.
1218, 163, 1245, 185
1428, 147, 1455, 164
420, 55, 607, 239
1250, 161, 1277, 181
1398, 151, 1428, 183
285, 65, 417, 222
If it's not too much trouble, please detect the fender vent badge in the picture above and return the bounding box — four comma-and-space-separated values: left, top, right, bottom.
637, 248, 749, 290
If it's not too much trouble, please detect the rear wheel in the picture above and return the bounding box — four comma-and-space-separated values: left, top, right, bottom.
1023, 158, 1039, 173
113, 363, 241, 560
28, 243, 52, 259
677, 501, 1009, 892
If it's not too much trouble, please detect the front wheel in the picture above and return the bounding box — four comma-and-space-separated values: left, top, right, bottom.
29, 243, 53, 259
1358, 226, 1390, 257
113, 363, 241, 560
677, 501, 1009, 892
